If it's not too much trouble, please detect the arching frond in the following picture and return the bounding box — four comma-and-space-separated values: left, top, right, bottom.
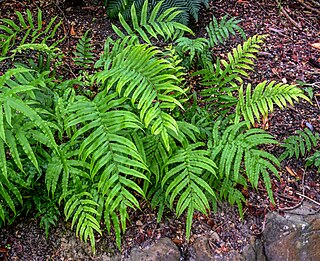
279, 128, 319, 161
0, 9, 63, 56
206, 15, 246, 47
235, 81, 310, 127
162, 142, 217, 240
112, 0, 193, 44
209, 121, 279, 202
199, 35, 266, 100
95, 43, 185, 150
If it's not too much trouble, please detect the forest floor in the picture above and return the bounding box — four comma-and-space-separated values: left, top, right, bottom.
0, 0, 320, 260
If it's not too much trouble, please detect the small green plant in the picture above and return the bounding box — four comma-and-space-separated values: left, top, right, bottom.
73, 30, 95, 70
306, 151, 320, 171
206, 15, 246, 47
279, 128, 319, 161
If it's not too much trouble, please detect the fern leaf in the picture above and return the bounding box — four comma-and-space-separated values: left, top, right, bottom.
280, 129, 319, 161
112, 0, 193, 44
209, 121, 279, 202
236, 81, 310, 127
162, 142, 216, 240
206, 15, 246, 47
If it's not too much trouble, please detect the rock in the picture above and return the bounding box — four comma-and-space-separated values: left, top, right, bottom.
128, 237, 180, 261
190, 236, 243, 261
190, 237, 215, 261
262, 206, 320, 261
242, 236, 266, 261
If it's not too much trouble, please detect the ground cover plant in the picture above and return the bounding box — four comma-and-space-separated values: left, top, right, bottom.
0, 0, 317, 254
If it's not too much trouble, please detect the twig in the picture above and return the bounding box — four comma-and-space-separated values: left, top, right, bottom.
296, 0, 320, 15
276, 0, 302, 29
314, 95, 320, 110
296, 192, 320, 206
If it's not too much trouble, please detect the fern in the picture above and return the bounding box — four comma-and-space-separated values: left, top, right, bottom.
0, 9, 63, 56
206, 15, 246, 47
235, 81, 310, 127
306, 151, 320, 171
0, 67, 59, 223
111, 0, 193, 44
94, 43, 185, 150
106, 0, 208, 25
279, 128, 319, 161
73, 30, 95, 69
209, 121, 280, 202
199, 35, 266, 100
65, 89, 149, 247
162, 142, 217, 240
62, 190, 101, 253
175, 37, 211, 69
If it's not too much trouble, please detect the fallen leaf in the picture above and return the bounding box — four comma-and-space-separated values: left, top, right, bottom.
285, 166, 297, 177
70, 24, 76, 36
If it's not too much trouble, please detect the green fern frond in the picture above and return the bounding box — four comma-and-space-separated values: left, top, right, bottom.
112, 0, 193, 44
73, 30, 95, 69
279, 128, 319, 161
209, 121, 279, 202
0, 9, 63, 56
306, 151, 320, 171
206, 15, 246, 47
162, 142, 217, 240
235, 81, 310, 127
64, 191, 101, 253
95, 43, 185, 150
219, 179, 246, 218
199, 35, 266, 99
175, 37, 210, 68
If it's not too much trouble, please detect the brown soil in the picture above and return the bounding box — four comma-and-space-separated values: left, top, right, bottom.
0, 0, 319, 260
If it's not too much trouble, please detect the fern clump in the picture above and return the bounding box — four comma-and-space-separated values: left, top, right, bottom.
0, 1, 313, 254
105, 0, 209, 25
0, 9, 63, 56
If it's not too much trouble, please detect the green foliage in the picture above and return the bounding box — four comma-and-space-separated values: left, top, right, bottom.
111, 0, 193, 44
206, 15, 246, 47
306, 151, 320, 172
279, 128, 319, 161
209, 121, 280, 203
175, 37, 211, 69
162, 142, 217, 239
0, 9, 63, 56
235, 81, 310, 127
105, 0, 209, 25
73, 30, 95, 69
0, 3, 312, 255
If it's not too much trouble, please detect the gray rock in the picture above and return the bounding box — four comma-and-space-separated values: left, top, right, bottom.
190, 237, 243, 261
128, 237, 180, 261
190, 237, 215, 261
262, 206, 320, 261
242, 237, 266, 261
